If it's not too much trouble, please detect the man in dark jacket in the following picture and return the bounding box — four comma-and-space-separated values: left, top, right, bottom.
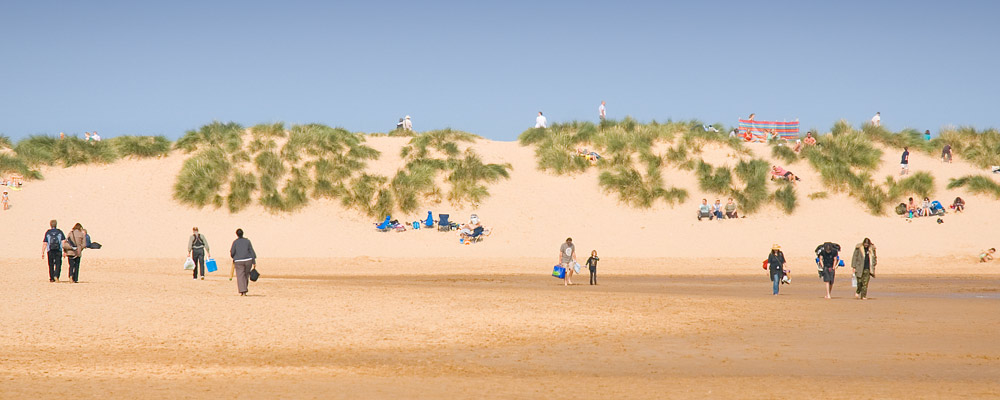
42, 220, 65, 282
816, 242, 840, 299
229, 228, 257, 296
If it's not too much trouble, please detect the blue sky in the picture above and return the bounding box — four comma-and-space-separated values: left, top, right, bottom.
1, 0, 997, 141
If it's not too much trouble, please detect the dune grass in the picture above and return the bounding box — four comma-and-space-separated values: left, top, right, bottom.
696, 161, 732, 195
391, 164, 439, 213
947, 175, 1000, 199
599, 154, 687, 208
0, 153, 43, 180
227, 171, 257, 213
0, 135, 11, 149
444, 150, 513, 205
770, 144, 798, 164
808, 191, 829, 200
173, 148, 232, 208
14, 136, 117, 167
937, 127, 1000, 169
730, 159, 771, 213
885, 172, 935, 200
175, 121, 244, 153
107, 135, 172, 159
773, 184, 797, 214
250, 122, 287, 139
341, 174, 394, 218
401, 129, 479, 160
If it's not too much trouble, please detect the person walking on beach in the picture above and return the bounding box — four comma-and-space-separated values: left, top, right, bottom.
558, 237, 577, 286
900, 147, 910, 176
816, 242, 840, 299
535, 112, 547, 129
42, 220, 65, 282
229, 228, 257, 296
767, 244, 788, 295
187, 227, 211, 280
599, 101, 606, 121
871, 112, 881, 127
586, 250, 600, 285
64, 223, 87, 283
851, 238, 877, 300
1, 189, 9, 210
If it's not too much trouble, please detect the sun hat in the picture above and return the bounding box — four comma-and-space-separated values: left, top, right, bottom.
771, 243, 781, 250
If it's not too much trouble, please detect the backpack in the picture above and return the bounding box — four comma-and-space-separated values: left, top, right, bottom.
46, 230, 62, 251
894, 203, 907, 215
193, 234, 203, 247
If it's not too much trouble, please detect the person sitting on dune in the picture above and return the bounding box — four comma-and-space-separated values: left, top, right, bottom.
725, 198, 739, 219
951, 197, 965, 213
921, 197, 932, 217
712, 199, 724, 220
907, 197, 920, 217
803, 132, 817, 146
458, 214, 482, 236
770, 166, 799, 183
697, 199, 713, 221
980, 248, 996, 263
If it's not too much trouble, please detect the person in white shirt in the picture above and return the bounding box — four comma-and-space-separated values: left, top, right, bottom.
402, 116, 412, 131
871, 112, 881, 127
535, 112, 547, 128
599, 101, 606, 121
91, 131, 102, 141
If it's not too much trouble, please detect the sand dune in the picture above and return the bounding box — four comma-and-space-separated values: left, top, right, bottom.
2, 137, 998, 265
2, 136, 999, 399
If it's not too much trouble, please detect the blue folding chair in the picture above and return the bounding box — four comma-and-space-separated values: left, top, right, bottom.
375, 215, 391, 232
423, 211, 434, 228
437, 214, 450, 231
465, 226, 486, 243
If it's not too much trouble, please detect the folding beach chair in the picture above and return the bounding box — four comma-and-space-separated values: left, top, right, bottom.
423, 211, 434, 228
465, 226, 487, 244
375, 215, 391, 232
437, 214, 451, 231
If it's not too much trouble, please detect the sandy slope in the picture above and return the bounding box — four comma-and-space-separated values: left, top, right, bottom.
2, 137, 998, 264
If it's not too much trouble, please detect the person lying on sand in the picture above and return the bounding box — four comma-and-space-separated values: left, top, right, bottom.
980, 248, 996, 263
770, 166, 799, 183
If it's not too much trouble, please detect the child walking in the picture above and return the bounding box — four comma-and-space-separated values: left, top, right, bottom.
586, 250, 600, 285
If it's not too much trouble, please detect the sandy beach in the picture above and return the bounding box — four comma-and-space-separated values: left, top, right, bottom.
1, 257, 998, 399
2, 137, 999, 398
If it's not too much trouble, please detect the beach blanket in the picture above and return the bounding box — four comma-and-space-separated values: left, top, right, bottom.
738, 120, 800, 141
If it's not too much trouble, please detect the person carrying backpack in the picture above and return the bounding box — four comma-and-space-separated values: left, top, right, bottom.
187, 227, 211, 280
815, 242, 841, 299
42, 219, 66, 282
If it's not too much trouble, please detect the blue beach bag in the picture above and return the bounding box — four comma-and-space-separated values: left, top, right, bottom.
206, 258, 218, 273
552, 265, 566, 279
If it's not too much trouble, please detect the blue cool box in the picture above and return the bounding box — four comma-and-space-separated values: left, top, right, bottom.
206, 258, 218, 273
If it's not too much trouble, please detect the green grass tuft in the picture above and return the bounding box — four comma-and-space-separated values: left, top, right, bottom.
770, 144, 798, 164
173, 148, 232, 208
808, 191, 829, 200
175, 121, 244, 153
227, 171, 257, 213
773, 184, 797, 214
947, 175, 1000, 198
696, 161, 732, 195
108, 135, 172, 159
